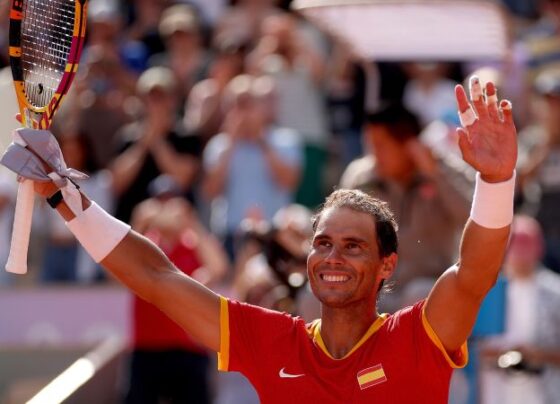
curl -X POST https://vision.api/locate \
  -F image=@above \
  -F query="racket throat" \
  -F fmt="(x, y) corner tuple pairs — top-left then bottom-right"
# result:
(23, 109), (45, 129)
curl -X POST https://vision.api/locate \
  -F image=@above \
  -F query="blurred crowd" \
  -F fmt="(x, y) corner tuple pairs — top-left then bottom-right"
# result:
(0, 0), (560, 403)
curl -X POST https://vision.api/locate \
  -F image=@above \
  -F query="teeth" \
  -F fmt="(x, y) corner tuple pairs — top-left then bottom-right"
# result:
(321, 274), (349, 282)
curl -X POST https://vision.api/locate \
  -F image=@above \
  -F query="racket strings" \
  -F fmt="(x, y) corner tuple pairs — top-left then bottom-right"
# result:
(20, 0), (75, 108)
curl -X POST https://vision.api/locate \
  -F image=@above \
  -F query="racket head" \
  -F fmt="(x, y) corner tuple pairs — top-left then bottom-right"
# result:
(9, 0), (88, 129)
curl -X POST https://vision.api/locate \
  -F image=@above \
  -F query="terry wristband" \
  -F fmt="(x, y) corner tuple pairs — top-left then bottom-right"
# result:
(470, 171), (516, 229)
(66, 202), (131, 262)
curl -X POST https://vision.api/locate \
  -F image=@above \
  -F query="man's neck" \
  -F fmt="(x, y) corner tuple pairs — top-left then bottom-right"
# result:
(319, 304), (378, 359)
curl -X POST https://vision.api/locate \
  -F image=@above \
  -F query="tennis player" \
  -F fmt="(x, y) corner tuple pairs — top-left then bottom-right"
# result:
(24, 78), (516, 402)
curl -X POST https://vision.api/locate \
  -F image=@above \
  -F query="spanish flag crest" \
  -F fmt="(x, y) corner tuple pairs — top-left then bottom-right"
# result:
(357, 364), (387, 390)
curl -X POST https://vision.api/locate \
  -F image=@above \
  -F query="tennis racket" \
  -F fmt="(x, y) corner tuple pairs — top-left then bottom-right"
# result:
(6, 0), (88, 274)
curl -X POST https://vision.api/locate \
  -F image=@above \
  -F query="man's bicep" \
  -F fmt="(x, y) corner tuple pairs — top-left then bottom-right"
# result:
(152, 271), (222, 352)
(425, 266), (483, 352)
(101, 231), (222, 351)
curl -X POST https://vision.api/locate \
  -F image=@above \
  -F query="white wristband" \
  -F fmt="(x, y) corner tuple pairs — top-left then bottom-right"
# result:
(470, 171), (516, 229)
(66, 202), (131, 262)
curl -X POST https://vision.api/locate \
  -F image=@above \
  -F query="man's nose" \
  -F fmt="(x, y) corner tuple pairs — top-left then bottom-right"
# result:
(324, 245), (344, 264)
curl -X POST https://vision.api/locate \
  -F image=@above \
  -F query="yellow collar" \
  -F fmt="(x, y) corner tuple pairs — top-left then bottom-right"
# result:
(309, 314), (388, 360)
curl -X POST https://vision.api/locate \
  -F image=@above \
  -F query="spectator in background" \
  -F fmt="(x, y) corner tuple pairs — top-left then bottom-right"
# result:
(521, 0), (560, 73)
(186, 0), (228, 26)
(232, 203), (313, 315)
(479, 215), (560, 404)
(60, 45), (135, 170)
(123, 0), (167, 60)
(402, 62), (459, 128)
(110, 67), (201, 223)
(326, 43), (367, 166)
(248, 13), (329, 207)
(184, 37), (247, 145)
(340, 104), (471, 312)
(151, 4), (210, 101)
(127, 179), (227, 404)
(202, 74), (303, 258)
(88, 0), (140, 70)
(518, 68), (560, 273)
(53, 0), (139, 170)
(86, 0), (148, 73)
(40, 133), (114, 283)
(215, 0), (281, 48)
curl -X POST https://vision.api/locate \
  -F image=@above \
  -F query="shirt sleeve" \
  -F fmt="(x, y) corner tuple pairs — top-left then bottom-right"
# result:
(217, 296), (300, 375)
(414, 300), (469, 368)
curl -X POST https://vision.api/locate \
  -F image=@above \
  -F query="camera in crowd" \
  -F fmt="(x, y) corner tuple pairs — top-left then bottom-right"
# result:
(497, 350), (543, 375)
(238, 221), (308, 297)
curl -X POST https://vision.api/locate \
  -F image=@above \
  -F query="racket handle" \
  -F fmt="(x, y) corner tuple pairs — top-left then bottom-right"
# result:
(6, 179), (34, 274)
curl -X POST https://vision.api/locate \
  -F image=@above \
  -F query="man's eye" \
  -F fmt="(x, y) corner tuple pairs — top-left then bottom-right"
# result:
(316, 240), (331, 248)
(346, 243), (360, 251)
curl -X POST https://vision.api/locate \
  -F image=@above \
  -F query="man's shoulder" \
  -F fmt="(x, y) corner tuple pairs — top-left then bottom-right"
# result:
(383, 300), (425, 331)
(228, 298), (305, 330)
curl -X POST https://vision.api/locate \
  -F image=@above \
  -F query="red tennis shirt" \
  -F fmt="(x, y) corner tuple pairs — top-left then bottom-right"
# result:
(217, 297), (467, 403)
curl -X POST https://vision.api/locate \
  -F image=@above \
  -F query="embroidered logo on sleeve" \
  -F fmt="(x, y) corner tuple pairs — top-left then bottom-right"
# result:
(357, 364), (387, 390)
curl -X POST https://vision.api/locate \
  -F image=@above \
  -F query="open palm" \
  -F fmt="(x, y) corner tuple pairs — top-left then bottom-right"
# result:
(455, 81), (517, 183)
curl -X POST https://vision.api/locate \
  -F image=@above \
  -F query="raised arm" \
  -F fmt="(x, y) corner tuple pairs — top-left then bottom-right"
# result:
(425, 78), (518, 352)
(39, 183), (221, 352)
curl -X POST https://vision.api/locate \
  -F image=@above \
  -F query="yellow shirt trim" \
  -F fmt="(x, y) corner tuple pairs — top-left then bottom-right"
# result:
(421, 307), (468, 369)
(217, 296), (230, 371)
(311, 314), (388, 360)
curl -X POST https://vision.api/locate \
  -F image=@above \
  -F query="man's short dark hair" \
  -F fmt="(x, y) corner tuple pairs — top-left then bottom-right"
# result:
(311, 189), (398, 258)
(366, 103), (421, 143)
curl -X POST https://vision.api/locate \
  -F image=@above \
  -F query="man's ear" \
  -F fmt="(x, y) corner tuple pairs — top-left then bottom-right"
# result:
(380, 253), (398, 280)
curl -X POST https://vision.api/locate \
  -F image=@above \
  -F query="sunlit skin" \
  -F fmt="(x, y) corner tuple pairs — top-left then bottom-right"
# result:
(307, 207), (397, 358)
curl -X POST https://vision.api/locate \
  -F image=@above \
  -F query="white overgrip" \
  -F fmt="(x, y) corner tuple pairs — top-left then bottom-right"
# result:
(6, 179), (34, 274)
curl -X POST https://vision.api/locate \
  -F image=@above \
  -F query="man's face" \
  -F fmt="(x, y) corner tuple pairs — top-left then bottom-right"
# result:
(145, 88), (176, 115)
(231, 97), (267, 137)
(366, 125), (415, 181)
(307, 207), (393, 309)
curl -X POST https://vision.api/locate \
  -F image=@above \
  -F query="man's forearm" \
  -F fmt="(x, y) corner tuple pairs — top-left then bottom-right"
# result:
(456, 220), (510, 297)
(456, 172), (516, 296)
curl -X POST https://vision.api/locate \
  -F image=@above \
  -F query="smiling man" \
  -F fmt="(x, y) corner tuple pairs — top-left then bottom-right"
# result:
(8, 77), (517, 403)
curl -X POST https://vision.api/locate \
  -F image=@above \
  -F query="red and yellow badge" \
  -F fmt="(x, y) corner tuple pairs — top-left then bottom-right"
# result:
(357, 364), (387, 390)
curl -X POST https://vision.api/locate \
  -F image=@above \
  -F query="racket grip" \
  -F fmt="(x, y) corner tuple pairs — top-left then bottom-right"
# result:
(6, 179), (35, 274)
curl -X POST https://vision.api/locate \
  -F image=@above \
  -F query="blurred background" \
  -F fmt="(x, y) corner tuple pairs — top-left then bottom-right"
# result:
(0, 0), (559, 403)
